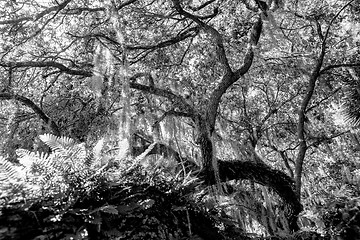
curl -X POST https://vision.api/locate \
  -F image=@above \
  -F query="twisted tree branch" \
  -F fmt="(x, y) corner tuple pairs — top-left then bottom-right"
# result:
(0, 0), (72, 25)
(133, 141), (302, 232)
(0, 61), (92, 77)
(0, 93), (60, 136)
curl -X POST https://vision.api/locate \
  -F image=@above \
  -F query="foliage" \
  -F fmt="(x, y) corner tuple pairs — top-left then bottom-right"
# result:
(0, 133), (332, 240)
(0, 0), (360, 239)
(0, 134), (229, 240)
(342, 73), (360, 126)
(0, 134), (107, 204)
(322, 197), (360, 240)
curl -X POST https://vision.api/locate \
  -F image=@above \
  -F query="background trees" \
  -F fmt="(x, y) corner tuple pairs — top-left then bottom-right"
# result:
(0, 0), (359, 238)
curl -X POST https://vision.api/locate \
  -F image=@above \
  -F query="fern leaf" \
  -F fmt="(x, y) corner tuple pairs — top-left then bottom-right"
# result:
(39, 134), (74, 152)
(14, 134), (97, 192)
(16, 149), (35, 168)
(75, 143), (87, 162)
(17, 149), (52, 170)
(0, 156), (22, 183)
(342, 79), (360, 126)
(57, 143), (87, 166)
(99, 205), (119, 215)
(0, 156), (22, 192)
(16, 148), (33, 159)
(39, 134), (87, 171)
(84, 152), (95, 168)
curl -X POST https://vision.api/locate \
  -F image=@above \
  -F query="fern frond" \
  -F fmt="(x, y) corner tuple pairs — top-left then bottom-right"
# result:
(16, 148), (33, 159)
(12, 134), (106, 195)
(0, 156), (24, 198)
(343, 79), (360, 126)
(84, 152), (95, 168)
(84, 138), (105, 168)
(0, 156), (21, 181)
(16, 149), (52, 170)
(39, 134), (75, 152)
(39, 134), (88, 170)
(53, 144), (86, 167)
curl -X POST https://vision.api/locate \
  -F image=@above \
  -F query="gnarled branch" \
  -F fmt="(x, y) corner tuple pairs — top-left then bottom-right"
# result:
(216, 160), (302, 232)
(172, 0), (231, 72)
(0, 93), (60, 136)
(0, 0), (72, 25)
(0, 61), (92, 77)
(129, 81), (195, 115)
(133, 141), (302, 232)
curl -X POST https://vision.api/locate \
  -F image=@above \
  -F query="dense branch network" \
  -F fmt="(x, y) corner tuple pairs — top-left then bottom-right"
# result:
(294, 0), (356, 198)
(0, 93), (60, 135)
(0, 0), (72, 25)
(5, 0), (353, 234)
(0, 58), (302, 231)
(171, 0), (261, 130)
(0, 61), (92, 77)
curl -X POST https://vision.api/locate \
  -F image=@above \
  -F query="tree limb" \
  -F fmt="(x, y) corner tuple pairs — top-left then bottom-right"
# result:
(133, 141), (302, 232)
(322, 0), (356, 42)
(0, 0), (72, 25)
(132, 142), (197, 170)
(206, 14), (260, 130)
(128, 27), (200, 50)
(0, 62), (194, 116)
(320, 63), (360, 75)
(0, 93), (60, 136)
(267, 143), (294, 178)
(295, 45), (325, 199)
(216, 160), (302, 232)
(294, 0), (354, 199)
(129, 82), (195, 115)
(0, 61), (92, 77)
(189, 0), (216, 11)
(171, 3), (261, 192)
(70, 27), (199, 51)
(64, 7), (105, 14)
(172, 0), (231, 72)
